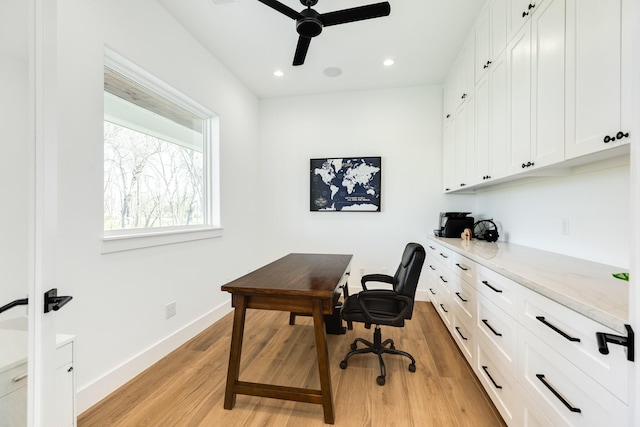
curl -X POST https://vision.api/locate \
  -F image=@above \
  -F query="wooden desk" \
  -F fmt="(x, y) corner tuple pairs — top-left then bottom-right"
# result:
(221, 253), (352, 424)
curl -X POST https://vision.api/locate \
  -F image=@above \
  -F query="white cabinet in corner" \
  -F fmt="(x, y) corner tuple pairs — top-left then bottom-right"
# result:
(56, 334), (76, 427)
(564, 0), (630, 159)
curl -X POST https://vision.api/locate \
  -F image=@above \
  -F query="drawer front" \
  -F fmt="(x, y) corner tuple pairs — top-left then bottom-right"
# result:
(519, 328), (628, 426)
(451, 277), (476, 322)
(0, 363), (28, 398)
(476, 264), (519, 318)
(476, 345), (519, 426)
(432, 289), (453, 330)
(426, 241), (452, 267)
(449, 251), (477, 286)
(519, 286), (629, 403)
(452, 313), (474, 363)
(477, 293), (518, 377)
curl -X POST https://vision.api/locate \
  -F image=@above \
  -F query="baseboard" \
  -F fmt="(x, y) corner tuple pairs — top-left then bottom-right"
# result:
(76, 300), (232, 414)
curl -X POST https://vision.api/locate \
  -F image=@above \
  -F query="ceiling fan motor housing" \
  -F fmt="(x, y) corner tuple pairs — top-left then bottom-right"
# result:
(297, 9), (323, 38)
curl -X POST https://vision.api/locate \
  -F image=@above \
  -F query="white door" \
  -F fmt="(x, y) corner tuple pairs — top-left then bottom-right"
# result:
(0, 0), (59, 426)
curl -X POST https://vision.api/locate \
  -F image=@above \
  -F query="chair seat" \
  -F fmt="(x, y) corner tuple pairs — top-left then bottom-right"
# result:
(341, 294), (406, 327)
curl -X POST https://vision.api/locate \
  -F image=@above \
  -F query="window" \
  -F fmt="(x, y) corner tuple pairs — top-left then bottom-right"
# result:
(102, 50), (220, 252)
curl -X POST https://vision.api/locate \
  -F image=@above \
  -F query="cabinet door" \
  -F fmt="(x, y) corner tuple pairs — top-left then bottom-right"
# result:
(442, 121), (456, 192)
(454, 103), (468, 189)
(530, 0), (565, 168)
(475, 75), (490, 182)
(475, 6), (491, 84)
(506, 24), (532, 174)
(565, 0), (623, 159)
(454, 36), (475, 109)
(490, 0), (508, 59)
(489, 51), (508, 180)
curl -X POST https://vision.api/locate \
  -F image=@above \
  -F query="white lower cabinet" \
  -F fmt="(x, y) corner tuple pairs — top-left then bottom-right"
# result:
(519, 328), (628, 426)
(428, 237), (631, 427)
(56, 335), (76, 427)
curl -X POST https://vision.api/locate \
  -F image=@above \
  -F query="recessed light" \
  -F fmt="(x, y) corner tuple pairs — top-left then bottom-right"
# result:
(323, 67), (342, 77)
(274, 70), (284, 77)
(383, 59), (394, 66)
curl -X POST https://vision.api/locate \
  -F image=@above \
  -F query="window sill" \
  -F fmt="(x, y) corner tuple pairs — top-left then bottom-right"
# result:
(101, 226), (223, 254)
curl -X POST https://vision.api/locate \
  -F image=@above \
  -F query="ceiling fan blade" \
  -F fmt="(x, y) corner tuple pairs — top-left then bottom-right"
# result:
(293, 36), (312, 66)
(257, 0), (301, 20)
(320, 2), (390, 27)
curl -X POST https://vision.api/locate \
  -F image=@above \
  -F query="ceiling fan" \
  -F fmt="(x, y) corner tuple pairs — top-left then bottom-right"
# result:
(258, 0), (391, 66)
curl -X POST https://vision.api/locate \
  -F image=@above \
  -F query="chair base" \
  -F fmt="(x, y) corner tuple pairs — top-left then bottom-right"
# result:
(339, 325), (416, 385)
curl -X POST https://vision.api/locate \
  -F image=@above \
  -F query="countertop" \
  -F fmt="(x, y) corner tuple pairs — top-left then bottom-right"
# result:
(428, 236), (629, 334)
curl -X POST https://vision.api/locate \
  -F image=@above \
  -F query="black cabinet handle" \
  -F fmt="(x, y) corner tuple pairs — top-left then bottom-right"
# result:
(460, 183), (466, 187)
(455, 326), (468, 340)
(439, 253), (448, 259)
(0, 298), (28, 314)
(481, 280), (503, 293)
(616, 131), (630, 139)
(445, 188), (451, 191)
(455, 292), (468, 302)
(482, 366), (502, 389)
(446, 113), (451, 119)
(522, 11), (529, 17)
(439, 276), (448, 283)
(536, 374), (581, 413)
(536, 316), (580, 342)
(429, 288), (436, 295)
(461, 93), (467, 99)
(604, 135), (615, 143)
(440, 304), (448, 313)
(428, 245), (436, 250)
(522, 163), (526, 168)
(529, 3), (536, 9)
(455, 263), (469, 271)
(429, 264), (436, 270)
(482, 319), (503, 336)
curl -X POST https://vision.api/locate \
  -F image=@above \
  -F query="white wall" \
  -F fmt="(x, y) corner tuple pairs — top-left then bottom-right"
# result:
(258, 86), (474, 294)
(473, 158), (630, 268)
(56, 0), (261, 412)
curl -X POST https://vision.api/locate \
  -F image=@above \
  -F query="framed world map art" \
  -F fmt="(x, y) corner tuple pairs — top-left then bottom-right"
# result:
(310, 157), (381, 212)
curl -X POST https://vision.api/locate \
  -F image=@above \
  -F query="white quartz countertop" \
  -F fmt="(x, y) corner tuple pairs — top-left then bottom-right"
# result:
(429, 237), (629, 334)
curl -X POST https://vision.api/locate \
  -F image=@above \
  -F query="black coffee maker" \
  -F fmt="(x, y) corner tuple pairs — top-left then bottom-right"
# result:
(435, 212), (474, 238)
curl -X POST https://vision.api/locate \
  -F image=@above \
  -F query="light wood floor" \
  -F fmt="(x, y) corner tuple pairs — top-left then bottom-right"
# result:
(79, 302), (507, 427)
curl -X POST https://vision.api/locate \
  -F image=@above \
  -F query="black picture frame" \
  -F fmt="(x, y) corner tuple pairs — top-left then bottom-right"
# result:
(310, 157), (381, 212)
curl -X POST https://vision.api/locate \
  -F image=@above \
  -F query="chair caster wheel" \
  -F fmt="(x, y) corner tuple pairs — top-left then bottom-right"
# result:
(376, 376), (385, 386)
(350, 343), (357, 351)
(340, 360), (347, 369)
(408, 363), (416, 372)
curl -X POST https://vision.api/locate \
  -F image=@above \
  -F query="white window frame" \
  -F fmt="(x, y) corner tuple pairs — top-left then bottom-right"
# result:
(101, 48), (221, 253)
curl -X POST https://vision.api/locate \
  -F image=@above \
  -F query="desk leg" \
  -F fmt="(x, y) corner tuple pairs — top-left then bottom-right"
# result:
(224, 294), (248, 410)
(312, 299), (335, 424)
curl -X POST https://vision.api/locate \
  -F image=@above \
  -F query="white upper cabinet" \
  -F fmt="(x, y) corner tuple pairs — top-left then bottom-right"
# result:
(565, 0), (628, 159)
(507, 0), (565, 175)
(453, 35), (476, 110)
(443, 121), (456, 192)
(475, 0), (507, 84)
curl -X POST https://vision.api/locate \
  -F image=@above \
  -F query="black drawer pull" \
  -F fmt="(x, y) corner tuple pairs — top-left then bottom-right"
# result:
(455, 326), (468, 341)
(455, 263), (469, 271)
(481, 280), (503, 293)
(429, 245), (436, 250)
(439, 252), (448, 259)
(482, 366), (502, 389)
(440, 304), (448, 313)
(536, 316), (581, 342)
(429, 265), (436, 271)
(482, 319), (502, 336)
(439, 276), (448, 283)
(429, 288), (436, 295)
(455, 292), (468, 302)
(536, 374), (581, 413)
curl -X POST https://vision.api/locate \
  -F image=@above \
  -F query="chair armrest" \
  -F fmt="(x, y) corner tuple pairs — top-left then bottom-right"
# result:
(356, 290), (413, 325)
(360, 273), (395, 291)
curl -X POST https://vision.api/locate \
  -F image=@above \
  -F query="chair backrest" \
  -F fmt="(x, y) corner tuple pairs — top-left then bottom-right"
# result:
(392, 243), (426, 316)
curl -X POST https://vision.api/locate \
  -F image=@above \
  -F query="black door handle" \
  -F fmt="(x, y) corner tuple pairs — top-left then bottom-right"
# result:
(44, 288), (73, 313)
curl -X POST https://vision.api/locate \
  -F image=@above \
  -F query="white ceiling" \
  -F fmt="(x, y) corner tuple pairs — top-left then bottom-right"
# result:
(157, 0), (487, 98)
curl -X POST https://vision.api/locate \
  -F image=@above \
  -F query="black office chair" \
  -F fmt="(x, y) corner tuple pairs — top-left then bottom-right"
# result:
(339, 242), (425, 385)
